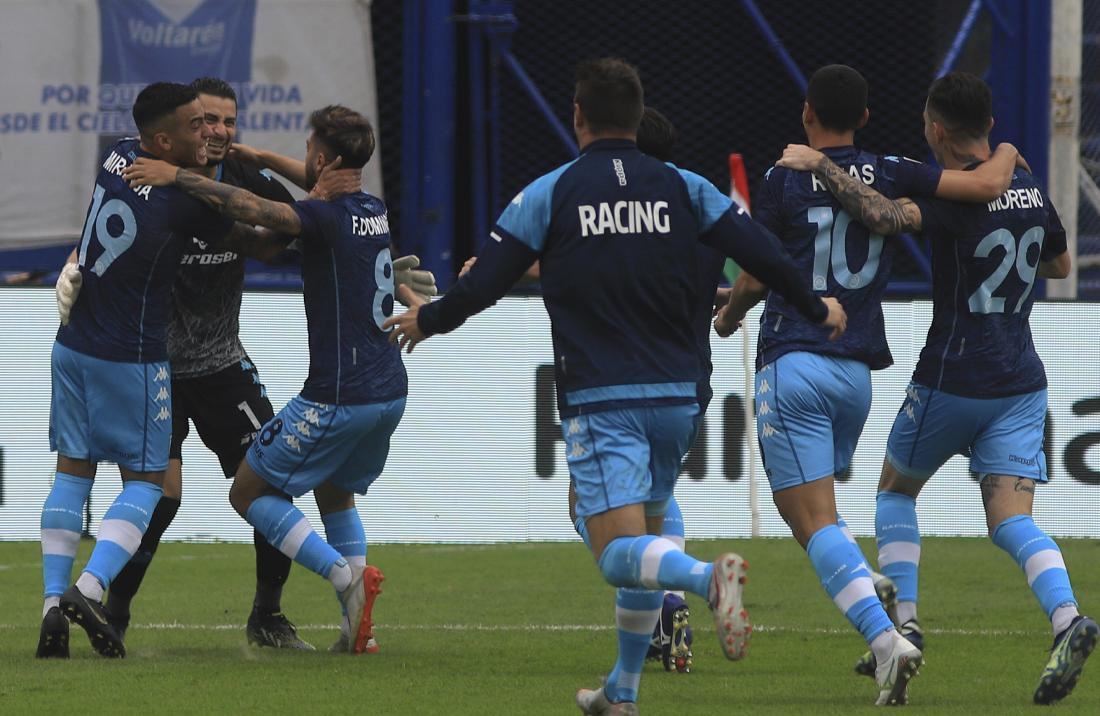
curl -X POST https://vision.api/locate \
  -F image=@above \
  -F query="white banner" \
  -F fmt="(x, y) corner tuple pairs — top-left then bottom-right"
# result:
(0, 0), (381, 249)
(1, 290), (1099, 542)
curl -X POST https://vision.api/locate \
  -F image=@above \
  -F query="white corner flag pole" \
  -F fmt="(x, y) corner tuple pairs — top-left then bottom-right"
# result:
(743, 325), (760, 537)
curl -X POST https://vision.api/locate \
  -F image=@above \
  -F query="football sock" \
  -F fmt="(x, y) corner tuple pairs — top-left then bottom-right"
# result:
(836, 513), (876, 570)
(252, 528), (292, 614)
(82, 479), (163, 599)
(41, 472), (93, 605)
(245, 496), (345, 587)
(604, 588), (662, 704)
(661, 496), (685, 550)
(807, 525), (894, 644)
(876, 490), (920, 622)
(107, 496), (180, 617)
(991, 514), (1079, 635)
(322, 508), (367, 618)
(598, 535), (711, 598)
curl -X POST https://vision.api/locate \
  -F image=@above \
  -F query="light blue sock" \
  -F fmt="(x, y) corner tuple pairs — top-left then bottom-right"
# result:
(807, 525), (894, 644)
(247, 496), (343, 580)
(876, 491), (920, 611)
(41, 472), (93, 600)
(323, 508), (367, 617)
(604, 588), (662, 704)
(992, 515), (1077, 619)
(661, 496), (685, 549)
(83, 480), (162, 592)
(597, 535), (711, 598)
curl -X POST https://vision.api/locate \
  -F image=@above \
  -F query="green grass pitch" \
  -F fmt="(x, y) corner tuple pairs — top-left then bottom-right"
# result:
(1, 537), (1098, 714)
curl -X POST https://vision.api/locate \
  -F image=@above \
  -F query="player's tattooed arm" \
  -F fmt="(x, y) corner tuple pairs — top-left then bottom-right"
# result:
(172, 169), (303, 236)
(776, 144), (923, 235)
(122, 157), (303, 234)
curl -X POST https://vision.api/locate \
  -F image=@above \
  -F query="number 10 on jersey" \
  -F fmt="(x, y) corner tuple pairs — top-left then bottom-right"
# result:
(806, 207), (884, 291)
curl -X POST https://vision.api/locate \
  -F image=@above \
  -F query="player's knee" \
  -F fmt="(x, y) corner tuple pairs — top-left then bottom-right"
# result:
(228, 478), (255, 518)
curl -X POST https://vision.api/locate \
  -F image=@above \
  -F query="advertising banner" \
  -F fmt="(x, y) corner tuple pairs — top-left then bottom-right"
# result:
(0, 0), (381, 250)
(1, 291), (1099, 543)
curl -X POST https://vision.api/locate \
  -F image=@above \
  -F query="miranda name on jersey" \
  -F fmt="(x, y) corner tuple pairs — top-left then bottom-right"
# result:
(577, 201), (671, 237)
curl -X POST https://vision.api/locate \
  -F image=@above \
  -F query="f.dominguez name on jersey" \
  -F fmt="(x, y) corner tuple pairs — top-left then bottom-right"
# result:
(352, 213), (390, 237)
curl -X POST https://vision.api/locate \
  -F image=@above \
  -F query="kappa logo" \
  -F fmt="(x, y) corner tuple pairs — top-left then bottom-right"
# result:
(154, 406), (170, 422)
(761, 423), (778, 438)
(904, 404), (917, 422)
(511, 191), (524, 207)
(155, 387), (169, 401)
(284, 434), (302, 453)
(758, 401), (772, 416)
(154, 366), (168, 381)
(905, 385), (921, 404)
(567, 419), (582, 436)
(294, 420), (311, 438)
(194, 238), (208, 250)
(569, 442), (586, 458)
(758, 379), (771, 394)
(303, 408), (321, 426)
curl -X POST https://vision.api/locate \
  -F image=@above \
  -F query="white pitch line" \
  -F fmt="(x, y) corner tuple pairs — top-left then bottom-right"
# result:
(0, 621), (1046, 637)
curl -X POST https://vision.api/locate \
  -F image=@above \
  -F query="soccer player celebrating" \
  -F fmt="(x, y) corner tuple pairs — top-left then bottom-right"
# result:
(384, 58), (846, 714)
(124, 105), (407, 655)
(37, 82), (238, 658)
(777, 71), (1095, 706)
(713, 64), (1019, 705)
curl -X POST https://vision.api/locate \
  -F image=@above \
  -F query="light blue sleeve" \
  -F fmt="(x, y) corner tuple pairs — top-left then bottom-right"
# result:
(494, 160), (577, 252)
(675, 167), (736, 232)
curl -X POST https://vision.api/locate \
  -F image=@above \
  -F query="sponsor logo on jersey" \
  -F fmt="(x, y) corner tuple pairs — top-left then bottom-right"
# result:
(180, 250), (238, 265)
(577, 201), (671, 237)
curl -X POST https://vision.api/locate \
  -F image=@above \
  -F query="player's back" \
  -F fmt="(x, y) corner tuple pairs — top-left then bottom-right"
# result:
(753, 146), (941, 371)
(58, 138), (231, 363)
(291, 192), (408, 405)
(532, 139), (712, 416)
(912, 169), (1066, 397)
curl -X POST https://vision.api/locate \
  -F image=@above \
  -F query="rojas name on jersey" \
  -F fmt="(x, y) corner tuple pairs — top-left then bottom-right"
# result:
(811, 163), (875, 191)
(577, 201), (670, 237)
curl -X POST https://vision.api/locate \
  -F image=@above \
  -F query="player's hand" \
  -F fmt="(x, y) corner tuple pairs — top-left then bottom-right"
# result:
(393, 255), (437, 305)
(309, 157), (362, 200)
(228, 142), (263, 166)
(820, 297), (847, 341)
(776, 144), (826, 173)
(459, 256), (477, 278)
(55, 262), (82, 326)
(713, 286), (732, 316)
(382, 305), (427, 353)
(122, 158), (177, 188)
(713, 303), (743, 338)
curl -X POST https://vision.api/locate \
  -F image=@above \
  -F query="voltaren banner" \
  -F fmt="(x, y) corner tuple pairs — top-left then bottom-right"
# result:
(0, 0), (382, 250)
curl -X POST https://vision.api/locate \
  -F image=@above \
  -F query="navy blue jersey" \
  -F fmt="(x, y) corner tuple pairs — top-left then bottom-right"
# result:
(57, 139), (233, 363)
(290, 193), (407, 405)
(753, 146), (942, 370)
(911, 168), (1067, 398)
(419, 138), (826, 418)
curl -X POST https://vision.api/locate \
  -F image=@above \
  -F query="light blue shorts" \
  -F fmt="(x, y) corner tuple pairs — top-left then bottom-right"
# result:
(49, 341), (172, 472)
(755, 351), (872, 493)
(886, 383), (1048, 482)
(565, 403), (699, 519)
(246, 395), (406, 497)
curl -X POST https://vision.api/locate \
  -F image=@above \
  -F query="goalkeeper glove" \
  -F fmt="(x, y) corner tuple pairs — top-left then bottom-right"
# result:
(56, 263), (82, 326)
(392, 255), (437, 306)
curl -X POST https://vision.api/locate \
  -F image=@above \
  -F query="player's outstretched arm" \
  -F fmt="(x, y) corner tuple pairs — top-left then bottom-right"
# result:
(123, 158), (303, 235)
(777, 144), (922, 235)
(220, 225), (296, 263)
(935, 142), (1017, 202)
(230, 143), (309, 190)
